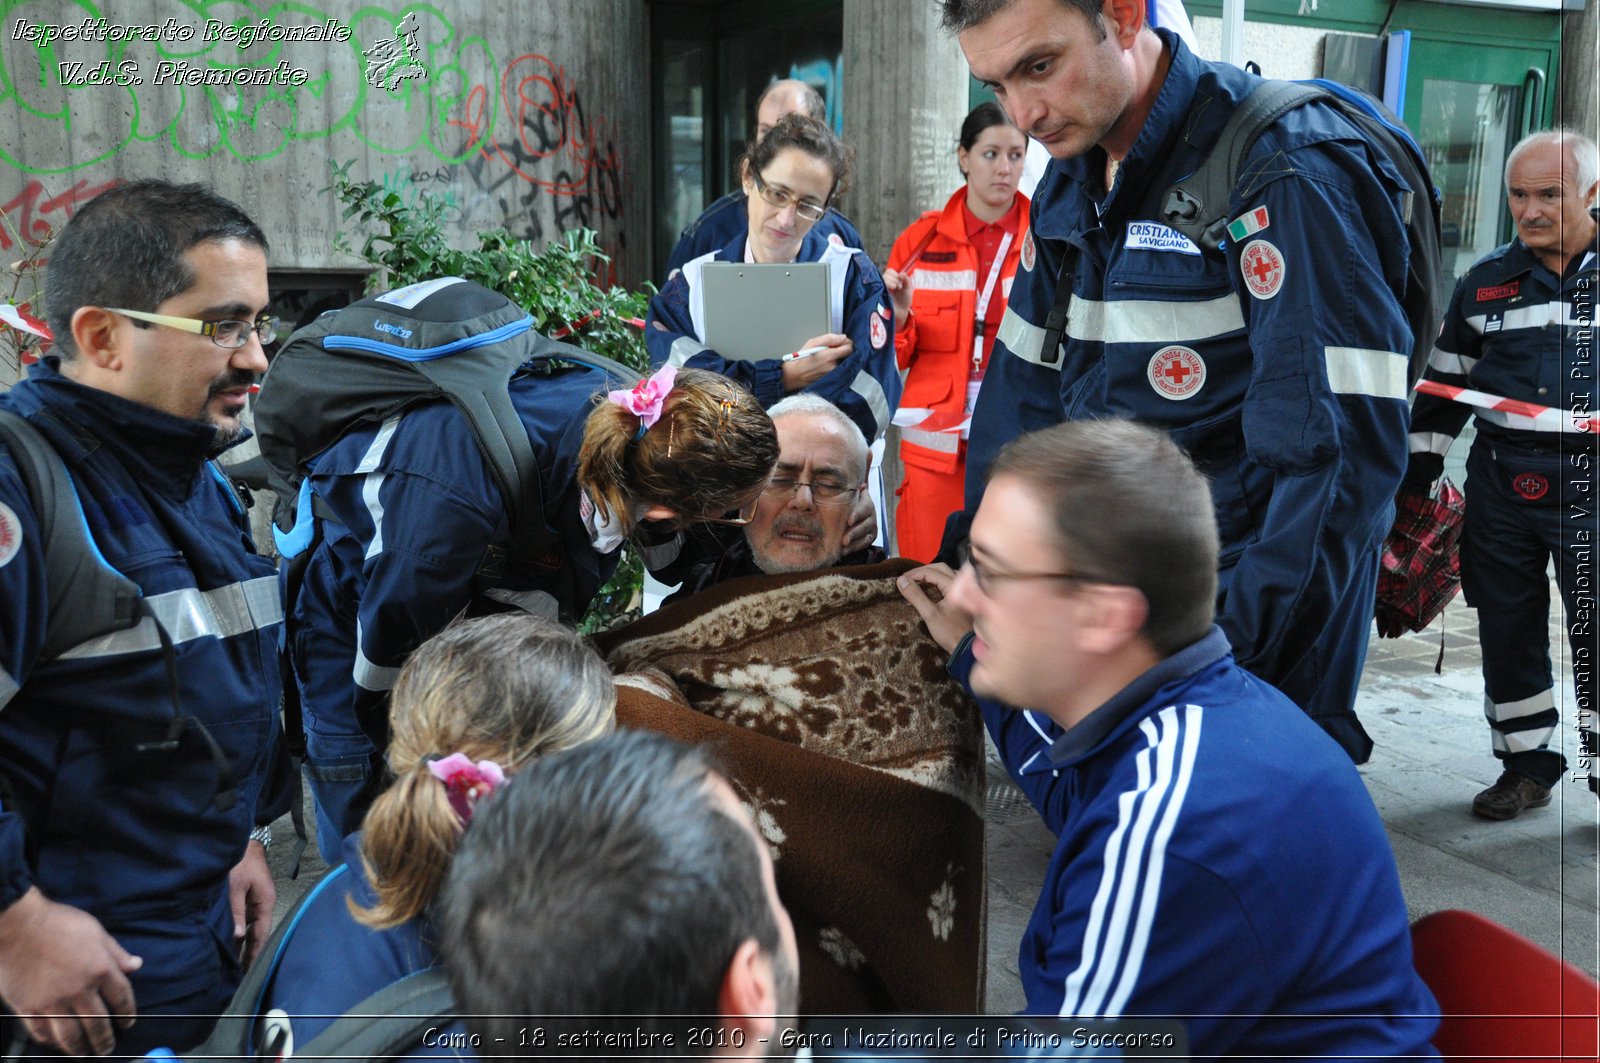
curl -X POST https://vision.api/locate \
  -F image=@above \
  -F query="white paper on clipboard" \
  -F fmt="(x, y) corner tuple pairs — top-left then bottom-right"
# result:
(700, 262), (829, 362)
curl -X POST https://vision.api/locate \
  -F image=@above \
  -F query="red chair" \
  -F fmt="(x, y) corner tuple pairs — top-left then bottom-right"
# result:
(1412, 909), (1599, 1061)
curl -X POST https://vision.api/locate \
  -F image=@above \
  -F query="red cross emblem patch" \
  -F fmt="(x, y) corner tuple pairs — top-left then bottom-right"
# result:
(1148, 345), (1206, 400)
(1513, 473), (1549, 501)
(1020, 228), (1036, 272)
(0, 502), (20, 568)
(1240, 239), (1285, 300)
(870, 313), (888, 350)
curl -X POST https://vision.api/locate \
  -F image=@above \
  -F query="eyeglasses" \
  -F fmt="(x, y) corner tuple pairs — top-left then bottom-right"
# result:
(763, 474), (859, 506)
(955, 540), (1117, 596)
(697, 495), (762, 527)
(750, 171), (828, 222)
(108, 308), (279, 349)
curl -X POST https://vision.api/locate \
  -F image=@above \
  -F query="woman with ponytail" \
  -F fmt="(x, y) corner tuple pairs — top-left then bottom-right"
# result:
(263, 613), (616, 1048)
(288, 358), (779, 861)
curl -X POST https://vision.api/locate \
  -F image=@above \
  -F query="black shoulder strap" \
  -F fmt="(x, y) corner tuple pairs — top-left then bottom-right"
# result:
(1157, 80), (1322, 253)
(295, 967), (456, 1062)
(0, 409), (142, 662)
(1037, 243), (1080, 368)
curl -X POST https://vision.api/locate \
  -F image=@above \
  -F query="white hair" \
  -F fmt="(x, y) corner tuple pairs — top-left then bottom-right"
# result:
(766, 394), (869, 483)
(1506, 127), (1599, 197)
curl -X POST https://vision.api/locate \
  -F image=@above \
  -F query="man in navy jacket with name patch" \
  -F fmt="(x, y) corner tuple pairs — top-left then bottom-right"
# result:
(899, 419), (1437, 1058)
(1406, 128), (1599, 818)
(0, 181), (283, 1056)
(941, 0), (1417, 763)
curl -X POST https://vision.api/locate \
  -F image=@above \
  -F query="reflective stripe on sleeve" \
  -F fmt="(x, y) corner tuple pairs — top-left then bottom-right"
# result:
(1426, 347), (1478, 376)
(358, 415), (402, 561)
(1408, 432), (1453, 457)
(1325, 347), (1409, 400)
(668, 336), (709, 368)
(481, 587), (560, 619)
(849, 371), (892, 441)
(0, 666), (16, 711)
(58, 576), (283, 661)
(353, 619), (403, 693)
(997, 307), (1059, 369)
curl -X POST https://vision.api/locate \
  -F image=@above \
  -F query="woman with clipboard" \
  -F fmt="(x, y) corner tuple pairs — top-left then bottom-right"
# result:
(880, 103), (1029, 563)
(646, 114), (900, 448)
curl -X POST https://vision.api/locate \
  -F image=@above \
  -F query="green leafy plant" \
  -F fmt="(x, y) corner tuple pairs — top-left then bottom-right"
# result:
(326, 162), (652, 634)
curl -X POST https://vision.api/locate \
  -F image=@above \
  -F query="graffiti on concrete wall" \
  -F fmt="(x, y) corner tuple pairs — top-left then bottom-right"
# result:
(450, 52), (627, 276)
(0, 2), (631, 271)
(0, 176), (119, 253)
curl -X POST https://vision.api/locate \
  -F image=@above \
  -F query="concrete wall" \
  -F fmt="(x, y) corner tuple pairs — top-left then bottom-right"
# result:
(841, 0), (971, 264)
(1560, 0), (1597, 140)
(842, 0), (971, 552)
(1190, 15), (1329, 77)
(0, 0), (649, 386)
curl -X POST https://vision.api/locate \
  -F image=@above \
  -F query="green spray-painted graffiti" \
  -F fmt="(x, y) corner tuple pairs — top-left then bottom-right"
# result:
(0, 0), (504, 170)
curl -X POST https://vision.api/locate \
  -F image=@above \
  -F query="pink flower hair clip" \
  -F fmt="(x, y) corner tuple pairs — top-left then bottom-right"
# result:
(427, 752), (506, 824)
(608, 364), (678, 439)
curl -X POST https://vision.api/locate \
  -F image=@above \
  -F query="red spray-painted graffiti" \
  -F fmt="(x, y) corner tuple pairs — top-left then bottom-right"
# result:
(1, 178), (121, 254)
(1, 178), (119, 371)
(450, 54), (627, 283)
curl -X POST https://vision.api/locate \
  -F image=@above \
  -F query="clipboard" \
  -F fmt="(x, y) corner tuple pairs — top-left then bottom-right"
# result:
(700, 261), (829, 362)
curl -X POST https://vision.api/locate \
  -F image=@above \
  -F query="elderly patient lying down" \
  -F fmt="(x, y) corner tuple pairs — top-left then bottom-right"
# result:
(595, 558), (986, 1014)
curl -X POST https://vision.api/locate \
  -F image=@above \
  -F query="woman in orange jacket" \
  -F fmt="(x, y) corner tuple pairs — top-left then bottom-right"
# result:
(883, 103), (1029, 562)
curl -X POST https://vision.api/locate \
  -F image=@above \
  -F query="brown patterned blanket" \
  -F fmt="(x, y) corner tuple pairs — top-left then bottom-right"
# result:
(594, 559), (986, 1013)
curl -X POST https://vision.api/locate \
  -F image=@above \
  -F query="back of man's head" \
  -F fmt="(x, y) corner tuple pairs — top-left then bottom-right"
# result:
(440, 731), (789, 1055)
(44, 180), (267, 357)
(991, 419), (1218, 655)
(754, 78), (825, 140)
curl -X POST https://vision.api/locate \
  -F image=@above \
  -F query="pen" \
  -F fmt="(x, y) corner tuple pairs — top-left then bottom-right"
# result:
(782, 346), (828, 362)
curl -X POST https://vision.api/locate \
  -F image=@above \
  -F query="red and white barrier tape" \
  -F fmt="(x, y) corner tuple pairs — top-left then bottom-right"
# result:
(1413, 378), (1599, 435)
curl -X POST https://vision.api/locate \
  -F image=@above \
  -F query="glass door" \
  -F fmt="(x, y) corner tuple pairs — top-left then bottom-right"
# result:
(1399, 32), (1557, 483)
(1402, 37), (1558, 284)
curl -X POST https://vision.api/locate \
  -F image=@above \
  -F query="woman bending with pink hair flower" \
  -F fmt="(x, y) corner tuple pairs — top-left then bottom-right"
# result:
(259, 613), (616, 1054)
(286, 356), (778, 865)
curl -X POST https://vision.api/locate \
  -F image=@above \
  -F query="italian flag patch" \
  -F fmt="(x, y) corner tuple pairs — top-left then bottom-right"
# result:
(1226, 206), (1270, 243)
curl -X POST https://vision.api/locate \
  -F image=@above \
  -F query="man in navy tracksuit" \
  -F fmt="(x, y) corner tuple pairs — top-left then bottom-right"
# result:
(900, 420), (1438, 1057)
(1406, 129), (1599, 818)
(942, 0), (1417, 763)
(0, 182), (283, 1056)
(663, 79), (864, 279)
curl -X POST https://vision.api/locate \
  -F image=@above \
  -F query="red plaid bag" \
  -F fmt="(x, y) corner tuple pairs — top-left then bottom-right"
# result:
(1375, 477), (1465, 638)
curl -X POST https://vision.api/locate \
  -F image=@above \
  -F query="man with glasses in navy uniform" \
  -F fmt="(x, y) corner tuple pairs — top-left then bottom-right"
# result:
(666, 395), (883, 602)
(898, 419), (1438, 1059)
(0, 180), (284, 1057)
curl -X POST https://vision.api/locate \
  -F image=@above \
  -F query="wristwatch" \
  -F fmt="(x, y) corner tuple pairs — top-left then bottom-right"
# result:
(249, 825), (272, 849)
